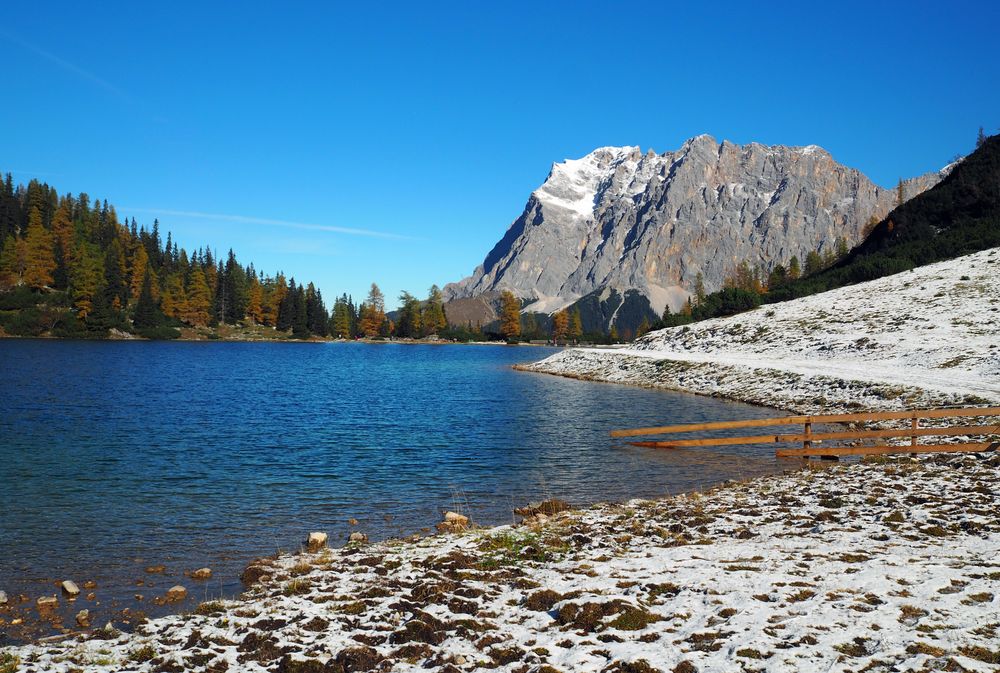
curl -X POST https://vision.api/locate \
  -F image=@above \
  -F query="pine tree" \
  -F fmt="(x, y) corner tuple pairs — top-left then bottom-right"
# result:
(23, 208), (56, 289)
(897, 178), (905, 207)
(422, 284), (447, 335)
(637, 317), (651, 338)
(331, 296), (352, 338)
(804, 250), (824, 276)
(609, 324), (619, 342)
(694, 272), (706, 304)
(133, 268), (163, 329)
(292, 284), (309, 338)
(569, 308), (583, 342)
(499, 290), (521, 340)
(788, 256), (801, 280)
(977, 126), (987, 149)
(277, 278), (296, 331)
(102, 238), (129, 311)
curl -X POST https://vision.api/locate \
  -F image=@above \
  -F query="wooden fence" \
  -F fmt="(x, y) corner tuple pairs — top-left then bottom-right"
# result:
(611, 407), (1000, 459)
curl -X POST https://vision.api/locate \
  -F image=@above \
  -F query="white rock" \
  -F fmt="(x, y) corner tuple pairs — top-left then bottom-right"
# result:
(191, 567), (212, 580)
(444, 511), (469, 525)
(37, 595), (58, 609)
(348, 532), (368, 544)
(61, 580), (81, 596)
(0, 590), (7, 604)
(76, 609), (91, 627)
(165, 585), (187, 601)
(307, 532), (328, 549)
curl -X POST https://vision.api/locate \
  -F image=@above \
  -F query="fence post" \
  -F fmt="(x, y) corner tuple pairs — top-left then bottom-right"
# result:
(911, 416), (919, 447)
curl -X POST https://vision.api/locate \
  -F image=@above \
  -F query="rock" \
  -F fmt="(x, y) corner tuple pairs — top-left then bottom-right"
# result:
(134, 594), (144, 601)
(75, 609), (91, 627)
(240, 563), (272, 587)
(348, 518), (359, 526)
(165, 585), (187, 602)
(83, 580), (97, 589)
(86, 593), (96, 601)
(37, 596), (58, 610)
(61, 580), (81, 596)
(306, 532), (328, 551)
(348, 532), (368, 544)
(190, 567), (212, 580)
(0, 591), (7, 604)
(514, 499), (573, 517)
(144, 565), (166, 574)
(436, 511), (470, 533)
(443, 136), (949, 334)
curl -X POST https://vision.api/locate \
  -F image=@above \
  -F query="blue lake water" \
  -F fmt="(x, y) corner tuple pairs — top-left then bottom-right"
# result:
(0, 340), (788, 641)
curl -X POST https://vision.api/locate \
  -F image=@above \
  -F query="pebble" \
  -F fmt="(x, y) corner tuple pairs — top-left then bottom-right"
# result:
(348, 518), (359, 526)
(165, 585), (187, 602)
(191, 567), (212, 580)
(61, 580), (81, 596)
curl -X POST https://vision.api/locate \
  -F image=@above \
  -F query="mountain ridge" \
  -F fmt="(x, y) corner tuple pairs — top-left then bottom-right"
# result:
(444, 135), (951, 332)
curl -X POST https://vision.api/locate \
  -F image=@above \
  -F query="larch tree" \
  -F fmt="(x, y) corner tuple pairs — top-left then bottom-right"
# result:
(161, 271), (187, 319)
(551, 308), (569, 343)
(69, 244), (104, 320)
(0, 235), (26, 290)
(129, 245), (149, 300)
(359, 283), (386, 337)
(788, 256), (801, 280)
(23, 208), (56, 289)
(184, 267), (212, 326)
(422, 285), (447, 335)
(499, 290), (521, 340)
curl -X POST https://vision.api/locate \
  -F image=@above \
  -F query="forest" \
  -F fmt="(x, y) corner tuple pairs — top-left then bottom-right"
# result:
(0, 175), (447, 340)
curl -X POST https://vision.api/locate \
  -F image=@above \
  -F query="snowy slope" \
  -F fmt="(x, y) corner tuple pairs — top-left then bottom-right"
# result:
(521, 247), (1000, 414)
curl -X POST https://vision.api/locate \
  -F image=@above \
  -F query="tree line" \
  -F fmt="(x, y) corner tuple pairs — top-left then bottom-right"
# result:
(0, 174), (452, 340)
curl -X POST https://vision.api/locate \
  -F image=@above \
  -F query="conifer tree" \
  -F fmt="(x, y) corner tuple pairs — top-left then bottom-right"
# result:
(103, 238), (129, 311)
(609, 324), (619, 342)
(788, 256), (801, 280)
(161, 271), (187, 318)
(246, 273), (264, 324)
(637, 317), (651, 338)
(129, 245), (149, 300)
(569, 308), (583, 342)
(694, 272), (706, 304)
(69, 244), (104, 320)
(977, 126), (987, 149)
(23, 208), (56, 289)
(0, 235), (25, 290)
(499, 290), (521, 340)
(133, 268), (163, 329)
(277, 278), (296, 331)
(422, 284), (447, 335)
(897, 178), (905, 207)
(292, 283), (309, 338)
(331, 296), (352, 338)
(551, 309), (569, 343)
(183, 267), (212, 326)
(359, 283), (386, 337)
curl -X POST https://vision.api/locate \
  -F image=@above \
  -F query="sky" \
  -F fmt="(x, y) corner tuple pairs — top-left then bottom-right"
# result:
(2, 1), (998, 309)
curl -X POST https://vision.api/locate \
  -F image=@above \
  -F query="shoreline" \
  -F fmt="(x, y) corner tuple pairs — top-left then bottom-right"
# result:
(3, 454), (997, 672)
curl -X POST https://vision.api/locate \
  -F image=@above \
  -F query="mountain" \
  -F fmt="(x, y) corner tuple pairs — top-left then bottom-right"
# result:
(767, 133), (1000, 302)
(444, 134), (950, 333)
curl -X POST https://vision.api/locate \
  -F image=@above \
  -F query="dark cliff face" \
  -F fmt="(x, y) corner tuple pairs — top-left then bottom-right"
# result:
(445, 135), (949, 332)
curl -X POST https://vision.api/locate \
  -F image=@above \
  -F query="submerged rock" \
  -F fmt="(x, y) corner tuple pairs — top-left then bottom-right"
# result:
(75, 609), (91, 627)
(165, 585), (187, 602)
(36, 596), (58, 610)
(190, 567), (212, 580)
(61, 580), (80, 596)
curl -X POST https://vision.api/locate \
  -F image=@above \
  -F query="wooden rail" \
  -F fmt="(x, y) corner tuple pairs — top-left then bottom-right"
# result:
(612, 406), (1000, 459)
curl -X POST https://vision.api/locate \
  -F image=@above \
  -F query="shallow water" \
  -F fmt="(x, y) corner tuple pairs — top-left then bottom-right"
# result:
(0, 340), (790, 642)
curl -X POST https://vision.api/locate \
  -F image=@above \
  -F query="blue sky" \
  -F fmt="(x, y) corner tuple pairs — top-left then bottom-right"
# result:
(2, 1), (998, 308)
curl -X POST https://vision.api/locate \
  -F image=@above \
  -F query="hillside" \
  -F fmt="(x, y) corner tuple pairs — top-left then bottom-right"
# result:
(768, 133), (1000, 301)
(445, 135), (948, 335)
(520, 246), (1000, 413)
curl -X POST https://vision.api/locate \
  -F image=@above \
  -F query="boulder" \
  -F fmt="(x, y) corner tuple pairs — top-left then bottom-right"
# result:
(190, 567), (212, 580)
(36, 596), (58, 610)
(306, 532), (328, 551)
(76, 609), (91, 627)
(61, 580), (81, 596)
(436, 511), (470, 533)
(348, 532), (368, 544)
(165, 585), (187, 602)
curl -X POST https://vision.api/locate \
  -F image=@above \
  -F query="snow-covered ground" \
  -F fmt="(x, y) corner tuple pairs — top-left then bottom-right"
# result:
(5, 455), (998, 672)
(521, 247), (1000, 414)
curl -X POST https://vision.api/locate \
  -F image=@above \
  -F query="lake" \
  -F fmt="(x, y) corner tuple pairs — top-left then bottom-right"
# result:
(0, 340), (787, 642)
